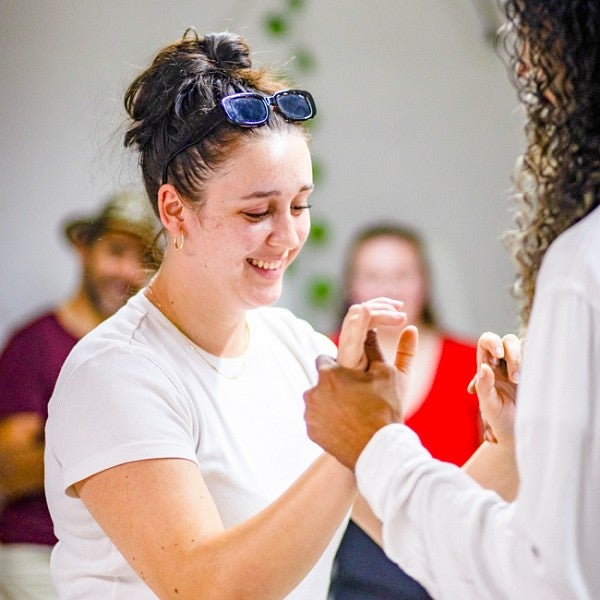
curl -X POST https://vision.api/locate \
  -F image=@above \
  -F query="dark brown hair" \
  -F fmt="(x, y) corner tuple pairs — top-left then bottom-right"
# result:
(123, 29), (309, 215)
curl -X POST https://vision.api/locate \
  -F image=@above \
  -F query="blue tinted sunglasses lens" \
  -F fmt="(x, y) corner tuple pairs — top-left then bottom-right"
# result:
(273, 92), (315, 120)
(222, 95), (269, 126)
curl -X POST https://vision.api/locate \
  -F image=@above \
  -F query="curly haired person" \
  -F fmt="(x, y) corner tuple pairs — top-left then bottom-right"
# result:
(304, 2), (600, 598)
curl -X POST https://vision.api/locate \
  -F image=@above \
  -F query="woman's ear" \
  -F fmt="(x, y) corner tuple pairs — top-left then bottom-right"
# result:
(156, 184), (186, 236)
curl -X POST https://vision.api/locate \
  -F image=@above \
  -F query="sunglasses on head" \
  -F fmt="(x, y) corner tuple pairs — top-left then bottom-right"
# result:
(161, 88), (317, 184)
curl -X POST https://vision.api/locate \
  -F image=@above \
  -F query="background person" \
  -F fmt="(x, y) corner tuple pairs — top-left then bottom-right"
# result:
(329, 223), (481, 600)
(304, 1), (600, 598)
(0, 189), (158, 600)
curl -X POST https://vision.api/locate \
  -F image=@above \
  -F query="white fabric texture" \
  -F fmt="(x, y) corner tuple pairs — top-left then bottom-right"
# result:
(356, 205), (600, 600)
(45, 292), (342, 599)
(0, 544), (57, 600)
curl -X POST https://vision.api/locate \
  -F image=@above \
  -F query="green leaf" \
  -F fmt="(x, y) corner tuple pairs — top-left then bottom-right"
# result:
(288, 0), (305, 11)
(264, 13), (288, 37)
(311, 157), (325, 185)
(307, 276), (334, 307)
(308, 219), (329, 245)
(294, 47), (316, 72)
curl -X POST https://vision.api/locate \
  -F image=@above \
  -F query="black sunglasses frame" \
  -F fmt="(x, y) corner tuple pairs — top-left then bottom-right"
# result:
(161, 89), (316, 185)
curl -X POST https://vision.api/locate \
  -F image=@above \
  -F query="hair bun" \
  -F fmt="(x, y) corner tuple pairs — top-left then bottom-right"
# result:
(202, 31), (252, 71)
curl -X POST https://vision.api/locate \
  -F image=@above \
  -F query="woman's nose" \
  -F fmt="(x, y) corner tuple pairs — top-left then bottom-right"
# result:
(268, 212), (301, 248)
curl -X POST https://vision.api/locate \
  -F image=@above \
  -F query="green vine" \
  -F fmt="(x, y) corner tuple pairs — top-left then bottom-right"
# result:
(261, 1), (335, 315)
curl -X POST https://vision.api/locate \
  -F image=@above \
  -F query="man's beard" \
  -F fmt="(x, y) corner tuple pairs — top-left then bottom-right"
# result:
(82, 271), (139, 320)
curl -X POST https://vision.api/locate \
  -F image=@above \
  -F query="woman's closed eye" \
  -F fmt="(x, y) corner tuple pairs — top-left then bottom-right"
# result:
(291, 204), (312, 216)
(243, 210), (271, 221)
(243, 204), (312, 222)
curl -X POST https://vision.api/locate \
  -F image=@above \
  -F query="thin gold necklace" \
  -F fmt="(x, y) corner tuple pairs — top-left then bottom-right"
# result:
(146, 283), (250, 379)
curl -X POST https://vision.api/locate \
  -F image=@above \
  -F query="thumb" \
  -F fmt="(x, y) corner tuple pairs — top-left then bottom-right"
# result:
(364, 329), (385, 367)
(474, 362), (495, 396)
(475, 363), (502, 415)
(395, 325), (418, 374)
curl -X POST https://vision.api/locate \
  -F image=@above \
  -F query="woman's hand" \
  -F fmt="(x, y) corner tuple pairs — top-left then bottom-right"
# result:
(336, 298), (406, 369)
(468, 332), (521, 445)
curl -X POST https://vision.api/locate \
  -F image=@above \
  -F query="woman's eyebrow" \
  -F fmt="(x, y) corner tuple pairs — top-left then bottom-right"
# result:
(239, 184), (314, 201)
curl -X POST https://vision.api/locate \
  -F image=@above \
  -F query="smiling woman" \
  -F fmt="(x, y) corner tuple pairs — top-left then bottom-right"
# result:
(152, 132), (314, 328)
(42, 28), (407, 600)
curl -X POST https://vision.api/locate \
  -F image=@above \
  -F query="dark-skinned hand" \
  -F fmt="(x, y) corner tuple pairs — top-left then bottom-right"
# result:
(304, 326), (418, 471)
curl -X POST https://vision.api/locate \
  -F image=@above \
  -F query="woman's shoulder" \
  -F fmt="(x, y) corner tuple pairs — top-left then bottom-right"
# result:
(49, 323), (186, 436)
(58, 294), (173, 389)
(542, 204), (600, 288)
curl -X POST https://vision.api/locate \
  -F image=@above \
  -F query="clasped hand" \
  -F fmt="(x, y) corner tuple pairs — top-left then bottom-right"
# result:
(303, 298), (522, 471)
(304, 298), (418, 470)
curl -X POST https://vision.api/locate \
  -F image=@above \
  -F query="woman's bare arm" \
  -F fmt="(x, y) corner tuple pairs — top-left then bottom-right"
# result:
(75, 453), (355, 600)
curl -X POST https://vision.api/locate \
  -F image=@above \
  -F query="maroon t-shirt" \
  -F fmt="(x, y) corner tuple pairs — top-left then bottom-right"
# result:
(0, 312), (78, 545)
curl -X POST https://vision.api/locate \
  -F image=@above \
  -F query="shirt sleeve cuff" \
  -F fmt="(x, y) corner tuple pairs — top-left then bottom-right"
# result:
(355, 423), (429, 520)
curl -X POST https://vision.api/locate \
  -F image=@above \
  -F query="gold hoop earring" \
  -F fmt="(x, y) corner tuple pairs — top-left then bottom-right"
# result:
(174, 230), (185, 250)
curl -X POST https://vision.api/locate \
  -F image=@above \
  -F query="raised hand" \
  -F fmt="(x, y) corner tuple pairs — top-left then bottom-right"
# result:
(336, 298), (406, 369)
(468, 332), (521, 445)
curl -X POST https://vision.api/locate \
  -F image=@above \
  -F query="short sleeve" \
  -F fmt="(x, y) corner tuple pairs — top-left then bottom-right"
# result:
(47, 346), (200, 493)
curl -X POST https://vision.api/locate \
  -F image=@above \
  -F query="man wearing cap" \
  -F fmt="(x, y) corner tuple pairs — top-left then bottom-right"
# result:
(0, 190), (158, 600)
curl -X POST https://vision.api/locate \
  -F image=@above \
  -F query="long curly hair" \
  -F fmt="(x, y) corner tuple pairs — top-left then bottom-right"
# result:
(500, 1), (600, 330)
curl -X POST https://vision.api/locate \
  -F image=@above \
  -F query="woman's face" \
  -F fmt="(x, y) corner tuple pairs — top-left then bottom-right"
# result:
(183, 131), (313, 312)
(348, 235), (429, 326)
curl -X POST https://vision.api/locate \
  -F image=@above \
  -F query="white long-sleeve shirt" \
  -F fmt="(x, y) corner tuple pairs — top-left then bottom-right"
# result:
(356, 205), (600, 600)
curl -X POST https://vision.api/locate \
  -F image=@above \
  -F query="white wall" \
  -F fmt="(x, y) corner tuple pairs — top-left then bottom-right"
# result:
(0, 0), (524, 343)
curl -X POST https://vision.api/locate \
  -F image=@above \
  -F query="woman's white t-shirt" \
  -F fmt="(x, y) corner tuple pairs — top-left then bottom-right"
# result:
(45, 292), (344, 599)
